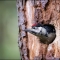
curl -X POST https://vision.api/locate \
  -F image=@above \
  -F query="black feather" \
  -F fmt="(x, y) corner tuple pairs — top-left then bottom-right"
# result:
(43, 24), (56, 33)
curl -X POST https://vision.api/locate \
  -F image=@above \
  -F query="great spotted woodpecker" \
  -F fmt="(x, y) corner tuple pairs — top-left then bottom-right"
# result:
(24, 23), (56, 44)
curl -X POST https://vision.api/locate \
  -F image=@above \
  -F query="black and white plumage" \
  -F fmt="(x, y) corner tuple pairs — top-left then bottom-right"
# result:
(24, 23), (56, 44)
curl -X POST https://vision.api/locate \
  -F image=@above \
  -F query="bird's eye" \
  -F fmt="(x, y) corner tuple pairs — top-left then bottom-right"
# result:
(32, 27), (38, 29)
(32, 27), (35, 29)
(34, 27), (38, 29)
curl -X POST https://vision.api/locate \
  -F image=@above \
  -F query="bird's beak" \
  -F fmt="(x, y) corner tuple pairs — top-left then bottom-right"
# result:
(24, 28), (38, 35)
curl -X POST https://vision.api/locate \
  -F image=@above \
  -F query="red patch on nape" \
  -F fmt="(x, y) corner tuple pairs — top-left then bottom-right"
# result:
(32, 23), (37, 27)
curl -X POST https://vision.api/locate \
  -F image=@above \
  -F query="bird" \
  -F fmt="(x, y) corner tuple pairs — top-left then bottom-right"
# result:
(24, 23), (56, 45)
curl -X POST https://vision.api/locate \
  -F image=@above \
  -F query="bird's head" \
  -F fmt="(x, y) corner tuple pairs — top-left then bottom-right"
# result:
(24, 23), (56, 44)
(24, 23), (46, 37)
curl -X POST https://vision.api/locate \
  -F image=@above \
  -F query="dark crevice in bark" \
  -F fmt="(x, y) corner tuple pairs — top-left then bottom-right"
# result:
(44, 0), (49, 10)
(22, 0), (23, 6)
(25, 0), (27, 4)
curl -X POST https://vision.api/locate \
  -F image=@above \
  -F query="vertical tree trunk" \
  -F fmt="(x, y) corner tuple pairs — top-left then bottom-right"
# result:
(17, 0), (60, 60)
(16, 0), (29, 60)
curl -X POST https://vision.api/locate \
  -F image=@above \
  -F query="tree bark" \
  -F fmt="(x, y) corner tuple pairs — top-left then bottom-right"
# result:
(17, 0), (60, 60)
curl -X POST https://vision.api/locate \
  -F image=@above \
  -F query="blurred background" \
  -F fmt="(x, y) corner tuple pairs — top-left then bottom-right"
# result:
(0, 1), (20, 59)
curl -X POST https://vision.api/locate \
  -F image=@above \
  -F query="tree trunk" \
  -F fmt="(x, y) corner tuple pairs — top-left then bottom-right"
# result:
(17, 0), (60, 60)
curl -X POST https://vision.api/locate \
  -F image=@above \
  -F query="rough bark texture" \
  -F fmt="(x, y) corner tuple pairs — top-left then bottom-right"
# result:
(17, 0), (60, 60)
